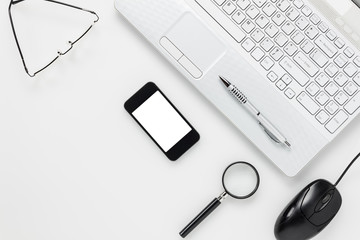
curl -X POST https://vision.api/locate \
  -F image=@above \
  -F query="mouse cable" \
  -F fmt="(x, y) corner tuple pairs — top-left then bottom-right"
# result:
(335, 152), (360, 186)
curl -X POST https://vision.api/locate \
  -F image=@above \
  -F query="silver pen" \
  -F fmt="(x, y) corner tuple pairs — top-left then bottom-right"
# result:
(220, 76), (291, 149)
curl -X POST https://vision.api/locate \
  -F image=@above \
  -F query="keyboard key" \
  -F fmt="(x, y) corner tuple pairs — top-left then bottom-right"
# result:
(325, 63), (338, 77)
(261, 56), (275, 70)
(273, 12), (286, 26)
(344, 91), (360, 114)
(265, 24), (279, 37)
(325, 100), (339, 115)
(253, 0), (267, 8)
(251, 47), (265, 61)
(237, 0), (251, 10)
(334, 38), (345, 49)
(325, 82), (339, 96)
(282, 74), (292, 85)
(316, 91), (330, 105)
(260, 38), (274, 52)
(318, 22), (329, 33)
(316, 110), (330, 124)
(300, 40), (314, 54)
(301, 6), (312, 16)
(296, 16), (309, 30)
(276, 80), (287, 90)
(282, 21), (295, 35)
(223, 1), (237, 15)
(286, 8), (300, 21)
(344, 63), (357, 77)
(293, 0), (304, 8)
(316, 73), (330, 87)
(326, 30), (337, 41)
(325, 110), (348, 133)
(277, 0), (290, 12)
(263, 2), (277, 17)
(270, 47), (284, 61)
(306, 82), (320, 96)
(294, 52), (319, 77)
(305, 25), (319, 40)
(267, 71), (278, 82)
(344, 47), (355, 58)
(285, 88), (296, 99)
(291, 31), (305, 44)
(246, 5), (260, 19)
(242, 19), (256, 33)
(232, 11), (246, 24)
(354, 72), (360, 86)
(353, 56), (360, 67)
(335, 91), (349, 105)
(334, 54), (348, 68)
(344, 82), (358, 96)
(214, 0), (226, 5)
(310, 14), (321, 25)
(195, 0), (246, 42)
(242, 38), (256, 52)
(297, 92), (320, 114)
(280, 57), (309, 86)
(275, 33), (288, 46)
(315, 35), (337, 58)
(334, 72), (348, 86)
(284, 42), (297, 56)
(256, 15), (269, 28)
(251, 29), (265, 42)
(310, 49), (328, 67)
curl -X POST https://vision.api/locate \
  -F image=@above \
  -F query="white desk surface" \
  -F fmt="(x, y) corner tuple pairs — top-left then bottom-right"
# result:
(1, 1), (360, 240)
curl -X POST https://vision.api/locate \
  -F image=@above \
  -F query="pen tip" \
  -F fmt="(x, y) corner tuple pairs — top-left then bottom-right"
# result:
(219, 76), (230, 87)
(284, 141), (291, 148)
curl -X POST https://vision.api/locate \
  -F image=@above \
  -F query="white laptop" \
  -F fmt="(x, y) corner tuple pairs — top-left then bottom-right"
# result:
(115, 0), (360, 176)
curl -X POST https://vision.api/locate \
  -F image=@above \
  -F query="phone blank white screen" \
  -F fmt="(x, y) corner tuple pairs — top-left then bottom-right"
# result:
(133, 91), (191, 152)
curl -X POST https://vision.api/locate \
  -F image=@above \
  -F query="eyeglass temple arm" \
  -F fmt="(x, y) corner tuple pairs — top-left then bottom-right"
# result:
(10, 0), (99, 22)
(8, 0), (31, 76)
(43, 0), (99, 23)
(10, 0), (26, 4)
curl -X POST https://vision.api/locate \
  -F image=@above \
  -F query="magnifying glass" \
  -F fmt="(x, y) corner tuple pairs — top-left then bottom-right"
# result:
(179, 161), (260, 238)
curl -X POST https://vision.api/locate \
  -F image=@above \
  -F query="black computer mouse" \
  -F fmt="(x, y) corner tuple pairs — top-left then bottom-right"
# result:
(274, 179), (342, 240)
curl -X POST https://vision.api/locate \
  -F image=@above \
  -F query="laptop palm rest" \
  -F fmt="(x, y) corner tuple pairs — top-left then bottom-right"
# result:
(160, 13), (226, 79)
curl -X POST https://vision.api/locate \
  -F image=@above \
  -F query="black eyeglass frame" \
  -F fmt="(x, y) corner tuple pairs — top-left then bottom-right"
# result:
(8, 0), (99, 77)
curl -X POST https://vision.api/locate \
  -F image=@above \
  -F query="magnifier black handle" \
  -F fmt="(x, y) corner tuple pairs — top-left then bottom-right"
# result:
(179, 198), (221, 238)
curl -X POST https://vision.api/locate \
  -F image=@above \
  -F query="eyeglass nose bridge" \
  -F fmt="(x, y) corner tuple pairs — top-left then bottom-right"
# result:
(57, 41), (73, 56)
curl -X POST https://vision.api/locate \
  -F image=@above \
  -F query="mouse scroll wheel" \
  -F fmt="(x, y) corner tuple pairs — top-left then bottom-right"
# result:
(322, 193), (332, 204)
(315, 191), (334, 212)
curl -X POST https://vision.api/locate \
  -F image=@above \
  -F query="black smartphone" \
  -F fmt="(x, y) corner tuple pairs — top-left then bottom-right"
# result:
(124, 82), (200, 161)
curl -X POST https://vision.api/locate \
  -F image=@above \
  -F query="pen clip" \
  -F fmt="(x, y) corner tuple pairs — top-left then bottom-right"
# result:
(258, 121), (280, 144)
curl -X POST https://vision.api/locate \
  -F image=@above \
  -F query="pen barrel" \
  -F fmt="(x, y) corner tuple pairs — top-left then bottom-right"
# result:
(243, 101), (260, 116)
(258, 114), (286, 143)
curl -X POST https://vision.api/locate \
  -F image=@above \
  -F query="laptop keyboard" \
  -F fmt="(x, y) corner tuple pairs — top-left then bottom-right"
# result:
(195, 0), (360, 134)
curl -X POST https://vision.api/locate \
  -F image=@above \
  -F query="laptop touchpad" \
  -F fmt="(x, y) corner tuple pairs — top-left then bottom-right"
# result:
(160, 13), (226, 79)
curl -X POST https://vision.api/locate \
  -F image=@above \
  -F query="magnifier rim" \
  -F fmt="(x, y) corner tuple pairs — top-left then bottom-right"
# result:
(222, 161), (260, 199)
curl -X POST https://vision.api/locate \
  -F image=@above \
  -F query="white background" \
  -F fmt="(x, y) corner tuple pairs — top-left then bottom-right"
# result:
(1, 1), (360, 240)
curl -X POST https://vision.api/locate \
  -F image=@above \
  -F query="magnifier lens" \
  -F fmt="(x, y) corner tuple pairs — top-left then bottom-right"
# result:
(223, 162), (259, 198)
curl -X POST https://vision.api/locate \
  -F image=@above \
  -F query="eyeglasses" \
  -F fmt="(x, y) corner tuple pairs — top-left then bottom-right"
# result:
(8, 0), (99, 77)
